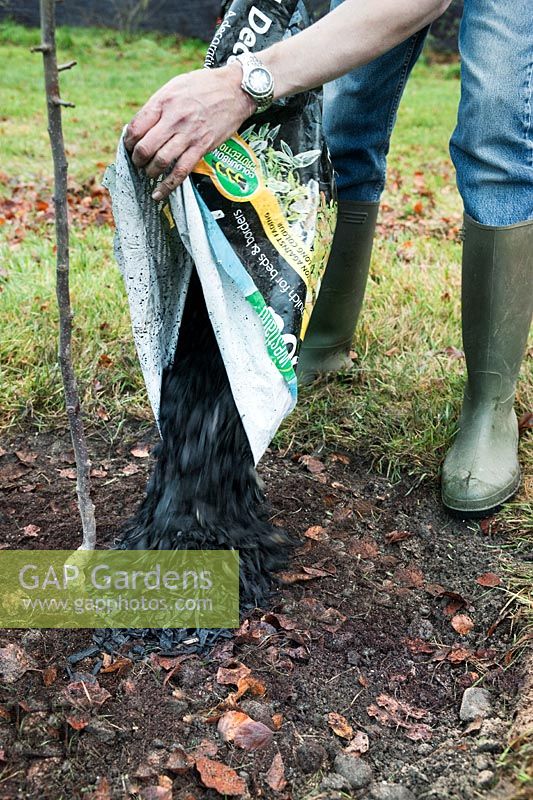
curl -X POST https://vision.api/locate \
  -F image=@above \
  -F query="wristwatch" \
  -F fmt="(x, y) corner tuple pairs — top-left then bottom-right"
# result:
(229, 52), (274, 115)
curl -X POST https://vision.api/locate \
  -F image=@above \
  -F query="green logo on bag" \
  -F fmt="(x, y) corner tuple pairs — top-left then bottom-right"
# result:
(204, 138), (260, 200)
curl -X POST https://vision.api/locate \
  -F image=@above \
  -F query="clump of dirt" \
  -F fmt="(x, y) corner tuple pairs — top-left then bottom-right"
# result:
(0, 423), (526, 800)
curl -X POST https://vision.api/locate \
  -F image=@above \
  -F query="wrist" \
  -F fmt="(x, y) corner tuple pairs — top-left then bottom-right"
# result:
(223, 60), (258, 119)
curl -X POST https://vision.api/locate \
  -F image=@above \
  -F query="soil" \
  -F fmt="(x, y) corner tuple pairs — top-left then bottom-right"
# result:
(0, 422), (527, 800)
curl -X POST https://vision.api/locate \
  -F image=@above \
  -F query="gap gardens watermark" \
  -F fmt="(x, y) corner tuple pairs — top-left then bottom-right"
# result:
(0, 550), (239, 628)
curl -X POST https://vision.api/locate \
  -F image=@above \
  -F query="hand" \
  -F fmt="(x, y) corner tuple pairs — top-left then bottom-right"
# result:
(124, 63), (256, 201)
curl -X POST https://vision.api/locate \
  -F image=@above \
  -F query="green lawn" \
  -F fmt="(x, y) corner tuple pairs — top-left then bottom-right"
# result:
(0, 22), (531, 509)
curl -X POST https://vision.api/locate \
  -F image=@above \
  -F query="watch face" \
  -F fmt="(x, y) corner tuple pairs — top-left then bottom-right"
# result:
(248, 67), (272, 95)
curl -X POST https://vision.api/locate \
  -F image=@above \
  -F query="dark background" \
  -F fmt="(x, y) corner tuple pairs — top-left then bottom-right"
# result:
(0, 0), (463, 51)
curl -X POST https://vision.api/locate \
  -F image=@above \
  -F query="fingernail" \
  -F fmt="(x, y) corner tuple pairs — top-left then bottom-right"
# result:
(152, 190), (162, 201)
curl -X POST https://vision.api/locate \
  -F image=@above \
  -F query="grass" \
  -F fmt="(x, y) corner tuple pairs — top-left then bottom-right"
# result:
(0, 24), (531, 489)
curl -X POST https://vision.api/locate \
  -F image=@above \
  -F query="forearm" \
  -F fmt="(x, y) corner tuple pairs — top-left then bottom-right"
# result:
(257, 0), (451, 98)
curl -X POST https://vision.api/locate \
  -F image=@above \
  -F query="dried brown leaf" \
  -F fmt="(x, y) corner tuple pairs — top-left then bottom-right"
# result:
(271, 713), (283, 730)
(265, 753), (287, 791)
(0, 643), (37, 683)
(233, 720), (273, 751)
(304, 525), (329, 541)
(66, 713), (91, 731)
(348, 538), (380, 559)
(195, 757), (247, 795)
(216, 661), (251, 686)
(385, 530), (413, 544)
(344, 730), (369, 755)
(451, 614), (474, 635)
(328, 711), (354, 739)
(131, 443), (151, 459)
(22, 524), (41, 537)
(121, 463), (141, 476)
(518, 412), (533, 432)
(42, 666), (57, 686)
(59, 468), (77, 480)
(475, 572), (501, 588)
(165, 746), (194, 774)
(217, 711), (251, 743)
(299, 455), (325, 474)
(62, 680), (111, 710)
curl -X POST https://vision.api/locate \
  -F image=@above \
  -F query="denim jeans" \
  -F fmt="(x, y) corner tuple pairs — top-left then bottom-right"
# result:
(324, 0), (533, 226)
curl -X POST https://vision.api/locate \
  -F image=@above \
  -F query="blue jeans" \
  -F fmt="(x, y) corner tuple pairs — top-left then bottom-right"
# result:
(324, 0), (533, 226)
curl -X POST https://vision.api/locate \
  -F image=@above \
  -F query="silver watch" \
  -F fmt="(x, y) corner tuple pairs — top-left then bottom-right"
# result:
(229, 52), (274, 114)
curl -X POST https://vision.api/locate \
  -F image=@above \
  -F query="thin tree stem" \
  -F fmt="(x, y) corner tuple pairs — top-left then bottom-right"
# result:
(38, 0), (96, 550)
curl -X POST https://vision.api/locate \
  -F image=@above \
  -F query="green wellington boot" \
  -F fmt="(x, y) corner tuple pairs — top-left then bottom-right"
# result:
(296, 200), (379, 384)
(441, 214), (533, 516)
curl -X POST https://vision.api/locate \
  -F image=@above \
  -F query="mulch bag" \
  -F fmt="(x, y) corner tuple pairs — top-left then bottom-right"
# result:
(104, 0), (336, 465)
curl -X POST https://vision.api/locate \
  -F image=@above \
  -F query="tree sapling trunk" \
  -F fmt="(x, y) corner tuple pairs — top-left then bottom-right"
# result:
(35, 0), (96, 550)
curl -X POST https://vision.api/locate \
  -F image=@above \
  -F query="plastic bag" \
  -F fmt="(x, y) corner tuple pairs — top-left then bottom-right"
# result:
(104, 0), (336, 463)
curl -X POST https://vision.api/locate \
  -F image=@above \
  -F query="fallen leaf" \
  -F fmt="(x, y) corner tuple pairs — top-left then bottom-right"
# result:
(278, 568), (327, 584)
(443, 345), (465, 360)
(59, 468), (77, 480)
(100, 656), (132, 675)
(328, 711), (354, 739)
(165, 746), (194, 774)
(121, 463), (140, 476)
(233, 720), (273, 751)
(42, 666), (57, 686)
(89, 776), (112, 800)
(234, 675), (266, 698)
(262, 612), (298, 630)
(131, 443), (151, 459)
(475, 573), (501, 588)
(66, 713), (91, 731)
(404, 638), (435, 655)
(271, 713), (283, 730)
(329, 452), (350, 464)
(394, 566), (425, 588)
(451, 614), (474, 635)
(217, 711), (251, 743)
(462, 717), (483, 735)
(518, 412), (533, 432)
(0, 643), (37, 683)
(445, 598), (466, 617)
(134, 752), (164, 779)
(299, 454), (325, 474)
(447, 647), (473, 663)
(385, 530), (413, 544)
(348, 538), (380, 559)
(62, 680), (111, 710)
(195, 757), (246, 795)
(404, 723), (433, 741)
(15, 450), (38, 465)
(265, 752), (287, 791)
(90, 468), (108, 478)
(344, 730), (369, 755)
(216, 661), (251, 686)
(0, 461), (28, 484)
(304, 525), (329, 541)
(22, 524), (41, 537)
(479, 517), (496, 535)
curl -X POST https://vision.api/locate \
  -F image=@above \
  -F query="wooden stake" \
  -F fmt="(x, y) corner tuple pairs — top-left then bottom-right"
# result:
(37, 0), (96, 550)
